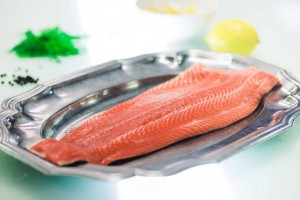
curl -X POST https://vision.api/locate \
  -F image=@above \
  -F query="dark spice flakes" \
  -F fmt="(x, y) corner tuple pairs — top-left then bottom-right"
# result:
(14, 75), (39, 86)
(0, 68), (39, 86)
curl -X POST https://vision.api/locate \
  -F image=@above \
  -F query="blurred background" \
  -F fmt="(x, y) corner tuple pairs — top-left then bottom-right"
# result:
(0, 0), (300, 199)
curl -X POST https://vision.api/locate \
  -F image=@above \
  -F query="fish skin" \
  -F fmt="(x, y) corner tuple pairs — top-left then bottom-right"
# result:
(30, 65), (279, 165)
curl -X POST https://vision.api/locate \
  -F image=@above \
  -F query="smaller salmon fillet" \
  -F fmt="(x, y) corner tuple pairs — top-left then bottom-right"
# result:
(31, 65), (279, 165)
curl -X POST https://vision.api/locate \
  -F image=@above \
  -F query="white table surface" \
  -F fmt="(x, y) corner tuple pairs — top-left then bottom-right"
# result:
(0, 0), (300, 200)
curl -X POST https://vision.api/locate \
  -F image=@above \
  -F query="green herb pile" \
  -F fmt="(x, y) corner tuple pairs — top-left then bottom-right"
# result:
(11, 27), (81, 62)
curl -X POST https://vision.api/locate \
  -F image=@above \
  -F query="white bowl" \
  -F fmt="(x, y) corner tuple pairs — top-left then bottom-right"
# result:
(136, 0), (219, 44)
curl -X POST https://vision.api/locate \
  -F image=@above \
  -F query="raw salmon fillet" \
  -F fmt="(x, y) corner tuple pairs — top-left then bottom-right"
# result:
(30, 65), (279, 165)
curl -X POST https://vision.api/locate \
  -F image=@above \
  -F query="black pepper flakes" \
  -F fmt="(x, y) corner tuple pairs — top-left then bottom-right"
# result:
(13, 75), (39, 86)
(1, 67), (39, 87)
(8, 81), (14, 86)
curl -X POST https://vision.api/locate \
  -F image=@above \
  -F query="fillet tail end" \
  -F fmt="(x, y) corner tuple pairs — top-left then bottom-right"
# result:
(30, 138), (90, 166)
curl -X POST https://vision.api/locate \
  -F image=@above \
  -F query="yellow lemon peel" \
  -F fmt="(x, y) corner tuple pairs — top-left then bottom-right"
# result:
(205, 19), (259, 55)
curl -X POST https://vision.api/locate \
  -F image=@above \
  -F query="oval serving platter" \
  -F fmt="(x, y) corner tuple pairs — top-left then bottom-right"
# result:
(0, 49), (300, 180)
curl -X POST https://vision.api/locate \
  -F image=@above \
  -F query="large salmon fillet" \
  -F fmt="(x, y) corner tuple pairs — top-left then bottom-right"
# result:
(30, 65), (279, 165)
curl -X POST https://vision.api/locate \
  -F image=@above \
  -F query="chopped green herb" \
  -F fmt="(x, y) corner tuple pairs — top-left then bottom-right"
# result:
(11, 27), (81, 62)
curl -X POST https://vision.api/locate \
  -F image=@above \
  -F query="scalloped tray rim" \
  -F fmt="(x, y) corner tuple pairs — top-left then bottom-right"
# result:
(0, 49), (300, 181)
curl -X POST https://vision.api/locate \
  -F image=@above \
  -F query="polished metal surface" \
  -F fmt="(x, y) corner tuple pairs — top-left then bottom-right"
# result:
(0, 49), (299, 180)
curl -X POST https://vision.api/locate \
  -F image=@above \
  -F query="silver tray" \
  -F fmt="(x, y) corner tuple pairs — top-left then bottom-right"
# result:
(0, 49), (300, 180)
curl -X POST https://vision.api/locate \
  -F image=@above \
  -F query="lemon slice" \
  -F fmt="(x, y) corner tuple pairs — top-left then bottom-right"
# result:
(163, 5), (180, 15)
(144, 1), (198, 15)
(182, 5), (198, 15)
